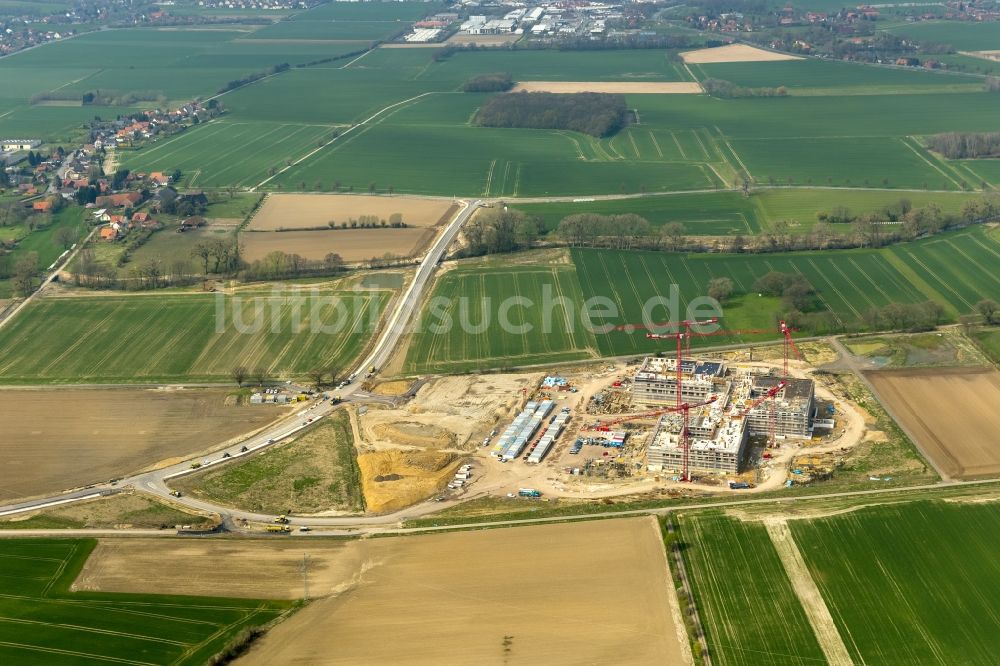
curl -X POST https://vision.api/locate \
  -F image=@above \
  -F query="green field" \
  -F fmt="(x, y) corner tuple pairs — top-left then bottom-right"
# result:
(886, 20), (1000, 52)
(404, 226), (1000, 370)
(513, 191), (760, 235)
(119, 120), (337, 189)
(404, 261), (598, 373)
(790, 500), (1000, 664)
(692, 58), (983, 95)
(0, 207), (89, 298)
(0, 289), (389, 383)
(0, 538), (293, 665)
(675, 513), (826, 665)
(678, 498), (1000, 666)
(512, 188), (979, 236)
(973, 327), (1000, 364)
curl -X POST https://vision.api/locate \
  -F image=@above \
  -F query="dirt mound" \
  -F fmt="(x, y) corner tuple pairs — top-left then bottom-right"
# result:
(357, 449), (459, 513)
(370, 380), (412, 396)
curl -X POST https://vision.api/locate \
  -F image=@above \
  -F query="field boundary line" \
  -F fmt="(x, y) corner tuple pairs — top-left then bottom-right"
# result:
(899, 137), (962, 189)
(251, 91), (438, 191)
(0, 616), (189, 646)
(764, 520), (854, 666)
(648, 131), (664, 158)
(0, 640), (155, 665)
(880, 250), (956, 317)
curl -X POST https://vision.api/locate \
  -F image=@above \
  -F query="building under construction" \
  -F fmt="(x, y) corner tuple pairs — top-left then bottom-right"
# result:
(639, 357), (817, 475)
(632, 356), (727, 405)
(744, 376), (815, 439)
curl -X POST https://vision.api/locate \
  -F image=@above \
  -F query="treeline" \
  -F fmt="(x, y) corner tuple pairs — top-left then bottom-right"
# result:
(30, 89), (167, 106)
(459, 209), (539, 257)
(548, 194), (1000, 254)
(926, 132), (1000, 159)
(242, 250), (345, 281)
(702, 79), (788, 99)
(463, 73), (514, 92)
(272, 213), (408, 232)
(217, 63), (290, 94)
(987, 76), (1000, 93)
(476, 92), (627, 138)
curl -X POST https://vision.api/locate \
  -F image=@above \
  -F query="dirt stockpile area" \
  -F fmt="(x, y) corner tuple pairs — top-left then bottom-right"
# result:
(867, 367), (1000, 480)
(240, 518), (686, 665)
(356, 449), (458, 513)
(241, 227), (435, 263)
(248, 194), (457, 231)
(511, 81), (703, 94)
(0, 388), (283, 502)
(681, 43), (803, 63)
(353, 374), (538, 510)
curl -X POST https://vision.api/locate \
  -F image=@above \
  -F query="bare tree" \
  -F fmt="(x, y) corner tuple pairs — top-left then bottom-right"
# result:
(252, 367), (268, 386)
(307, 368), (327, 389)
(231, 366), (248, 387)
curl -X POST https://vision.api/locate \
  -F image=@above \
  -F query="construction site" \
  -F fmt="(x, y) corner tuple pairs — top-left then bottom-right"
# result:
(460, 321), (854, 501)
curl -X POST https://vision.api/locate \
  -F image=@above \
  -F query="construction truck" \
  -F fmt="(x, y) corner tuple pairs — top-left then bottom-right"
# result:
(265, 525), (291, 533)
(518, 488), (542, 498)
(274, 515), (290, 524)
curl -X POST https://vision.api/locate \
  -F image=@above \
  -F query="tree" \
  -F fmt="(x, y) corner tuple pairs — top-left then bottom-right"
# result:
(307, 368), (327, 389)
(252, 367), (268, 386)
(12, 251), (39, 296)
(323, 252), (343, 271)
(707, 277), (734, 302)
(368, 182), (376, 195)
(977, 299), (1000, 325)
(660, 222), (686, 252)
(53, 225), (76, 249)
(231, 366), (248, 387)
(191, 242), (212, 273)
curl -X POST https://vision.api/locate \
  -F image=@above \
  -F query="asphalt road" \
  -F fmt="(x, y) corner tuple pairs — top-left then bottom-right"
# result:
(0, 199), (479, 526)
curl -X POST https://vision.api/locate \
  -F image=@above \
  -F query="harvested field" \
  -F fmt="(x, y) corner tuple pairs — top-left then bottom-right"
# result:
(74, 538), (370, 599)
(866, 367), (1000, 480)
(445, 32), (521, 46)
(511, 81), (703, 94)
(967, 50), (1000, 61)
(248, 193), (457, 230)
(0, 388), (285, 502)
(356, 449), (459, 513)
(245, 518), (682, 664)
(240, 227), (435, 262)
(369, 379), (412, 396)
(681, 43), (802, 64)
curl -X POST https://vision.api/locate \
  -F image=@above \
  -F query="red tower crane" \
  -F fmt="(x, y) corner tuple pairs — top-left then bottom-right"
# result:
(735, 380), (786, 448)
(779, 320), (802, 379)
(593, 396), (718, 482)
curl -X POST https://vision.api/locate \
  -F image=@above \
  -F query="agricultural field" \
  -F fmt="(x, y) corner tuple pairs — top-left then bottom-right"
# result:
(691, 58), (983, 95)
(790, 499), (1000, 664)
(972, 327), (1000, 364)
(513, 191), (760, 236)
(512, 188), (978, 236)
(953, 158), (1000, 188)
(241, 517), (687, 664)
(680, 498), (1000, 666)
(675, 512), (826, 665)
(119, 120), (338, 189)
(680, 43), (802, 63)
(173, 410), (365, 514)
(241, 227), (434, 263)
(0, 289), (390, 383)
(0, 388), (284, 501)
(403, 259), (599, 373)
(249, 193), (457, 230)
(866, 367), (1000, 480)
(886, 20), (1000, 52)
(0, 538), (292, 665)
(405, 227), (1000, 370)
